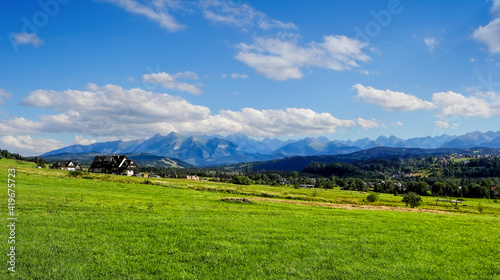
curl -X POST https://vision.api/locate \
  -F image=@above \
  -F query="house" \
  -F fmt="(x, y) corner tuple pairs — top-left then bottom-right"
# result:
(186, 175), (200, 181)
(89, 155), (139, 176)
(51, 161), (84, 171)
(299, 184), (315, 189)
(280, 178), (291, 185)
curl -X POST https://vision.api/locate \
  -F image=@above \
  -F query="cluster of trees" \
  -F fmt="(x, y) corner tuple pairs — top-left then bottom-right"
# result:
(0, 149), (47, 167)
(33, 148), (497, 200)
(0, 149), (29, 161)
(297, 155), (500, 199)
(302, 162), (362, 177)
(441, 157), (500, 178)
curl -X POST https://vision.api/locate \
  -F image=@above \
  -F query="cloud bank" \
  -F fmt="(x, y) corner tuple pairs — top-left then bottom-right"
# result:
(236, 35), (371, 81)
(472, 0), (500, 53)
(13, 84), (368, 149)
(353, 84), (435, 111)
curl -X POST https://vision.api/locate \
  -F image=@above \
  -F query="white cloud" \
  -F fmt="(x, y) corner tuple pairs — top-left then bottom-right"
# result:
(231, 73), (249, 79)
(142, 71), (202, 95)
(72, 135), (97, 146)
(0, 117), (44, 136)
(236, 35), (371, 80)
(212, 108), (357, 137)
(473, 1), (500, 53)
(424, 37), (439, 52)
(19, 84), (211, 139)
(0, 135), (62, 156)
(353, 84), (436, 111)
(392, 121), (403, 127)
(16, 84), (367, 140)
(432, 91), (500, 118)
(0, 88), (13, 104)
(10, 33), (43, 47)
(434, 120), (451, 128)
(200, 0), (296, 30)
(101, 0), (185, 32)
(473, 18), (500, 54)
(235, 52), (303, 80)
(357, 118), (381, 129)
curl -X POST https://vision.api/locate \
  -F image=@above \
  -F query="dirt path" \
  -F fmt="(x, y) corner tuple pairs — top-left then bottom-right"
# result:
(245, 197), (455, 215)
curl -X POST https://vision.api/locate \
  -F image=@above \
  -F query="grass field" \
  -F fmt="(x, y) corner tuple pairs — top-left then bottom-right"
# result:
(1, 159), (499, 279)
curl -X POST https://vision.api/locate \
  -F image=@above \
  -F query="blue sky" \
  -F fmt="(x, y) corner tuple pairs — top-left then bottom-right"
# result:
(1, 0), (500, 155)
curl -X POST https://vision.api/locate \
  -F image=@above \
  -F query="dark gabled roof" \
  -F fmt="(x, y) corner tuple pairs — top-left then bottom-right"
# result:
(89, 155), (138, 171)
(52, 161), (74, 168)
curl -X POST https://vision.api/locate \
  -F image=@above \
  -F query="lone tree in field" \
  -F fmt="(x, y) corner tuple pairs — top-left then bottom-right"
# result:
(402, 192), (422, 208)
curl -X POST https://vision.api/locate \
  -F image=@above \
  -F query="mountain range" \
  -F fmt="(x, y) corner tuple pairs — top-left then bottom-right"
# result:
(42, 131), (500, 166)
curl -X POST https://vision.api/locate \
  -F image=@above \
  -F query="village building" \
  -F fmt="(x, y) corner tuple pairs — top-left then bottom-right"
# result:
(51, 161), (85, 171)
(89, 155), (139, 176)
(186, 175), (200, 181)
(280, 178), (291, 185)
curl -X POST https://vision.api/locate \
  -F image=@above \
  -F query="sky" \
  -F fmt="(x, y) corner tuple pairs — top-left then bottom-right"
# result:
(1, 0), (500, 156)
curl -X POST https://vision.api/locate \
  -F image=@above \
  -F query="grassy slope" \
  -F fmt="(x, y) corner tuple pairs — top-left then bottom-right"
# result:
(0, 159), (499, 279)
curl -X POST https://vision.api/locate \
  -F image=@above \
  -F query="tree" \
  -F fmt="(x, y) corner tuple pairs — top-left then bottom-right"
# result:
(414, 181), (429, 196)
(401, 192), (422, 208)
(366, 193), (379, 202)
(432, 182), (446, 196)
(38, 158), (46, 168)
(232, 176), (252, 185)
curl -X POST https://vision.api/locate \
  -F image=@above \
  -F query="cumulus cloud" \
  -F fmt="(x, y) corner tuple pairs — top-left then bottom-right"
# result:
(392, 121), (403, 127)
(424, 37), (439, 52)
(236, 35), (371, 80)
(101, 0), (185, 32)
(432, 91), (500, 118)
(0, 88), (13, 104)
(0, 117), (44, 136)
(16, 84), (368, 140)
(0, 135), (62, 156)
(473, 18), (500, 53)
(493, 0), (500, 14)
(213, 108), (357, 136)
(10, 33), (43, 47)
(235, 51), (302, 80)
(353, 84), (435, 111)
(434, 120), (452, 129)
(357, 118), (381, 129)
(21, 83), (210, 121)
(472, 0), (500, 53)
(142, 71), (202, 94)
(72, 135), (97, 145)
(231, 73), (249, 79)
(200, 0), (296, 30)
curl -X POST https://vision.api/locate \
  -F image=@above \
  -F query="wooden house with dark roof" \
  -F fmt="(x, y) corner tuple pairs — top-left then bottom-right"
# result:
(89, 155), (139, 176)
(51, 161), (84, 171)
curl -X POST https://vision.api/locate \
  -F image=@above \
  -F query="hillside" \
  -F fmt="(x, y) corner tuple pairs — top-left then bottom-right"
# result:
(42, 152), (193, 168)
(237, 147), (500, 172)
(1, 158), (499, 279)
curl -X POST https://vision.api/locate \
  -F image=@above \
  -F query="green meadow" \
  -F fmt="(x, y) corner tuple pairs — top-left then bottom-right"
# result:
(1, 159), (499, 279)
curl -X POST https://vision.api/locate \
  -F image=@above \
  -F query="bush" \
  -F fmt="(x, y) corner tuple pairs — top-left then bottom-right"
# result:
(232, 176), (252, 185)
(366, 193), (379, 202)
(401, 192), (422, 208)
(477, 202), (484, 214)
(67, 171), (84, 177)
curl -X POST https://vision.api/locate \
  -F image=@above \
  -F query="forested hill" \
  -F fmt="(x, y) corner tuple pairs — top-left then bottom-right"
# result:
(235, 147), (500, 172)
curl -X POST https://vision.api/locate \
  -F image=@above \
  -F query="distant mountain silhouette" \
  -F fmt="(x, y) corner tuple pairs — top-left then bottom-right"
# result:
(42, 130), (500, 166)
